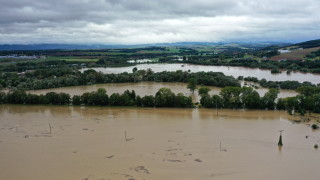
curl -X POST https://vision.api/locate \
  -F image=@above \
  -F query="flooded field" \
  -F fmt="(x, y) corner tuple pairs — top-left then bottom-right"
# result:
(28, 82), (298, 102)
(0, 105), (319, 180)
(83, 63), (320, 84)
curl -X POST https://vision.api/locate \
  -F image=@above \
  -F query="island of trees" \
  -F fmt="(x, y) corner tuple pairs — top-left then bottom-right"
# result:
(1, 85), (319, 115)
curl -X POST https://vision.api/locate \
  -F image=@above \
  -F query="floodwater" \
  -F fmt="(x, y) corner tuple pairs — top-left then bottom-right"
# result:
(82, 63), (320, 84)
(0, 105), (319, 180)
(28, 82), (298, 102)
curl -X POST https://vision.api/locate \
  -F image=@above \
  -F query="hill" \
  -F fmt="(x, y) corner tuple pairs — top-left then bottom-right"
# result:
(0, 42), (289, 51)
(269, 47), (320, 61)
(295, 39), (320, 49)
(268, 39), (320, 60)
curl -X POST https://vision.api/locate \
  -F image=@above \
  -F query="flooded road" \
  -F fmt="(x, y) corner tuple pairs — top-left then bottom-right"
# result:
(28, 82), (298, 102)
(0, 105), (319, 180)
(83, 63), (320, 84)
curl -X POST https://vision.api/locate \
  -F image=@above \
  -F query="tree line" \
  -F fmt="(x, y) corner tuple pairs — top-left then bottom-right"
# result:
(0, 68), (240, 90)
(0, 88), (193, 108)
(199, 86), (320, 114)
(1, 86), (320, 114)
(238, 76), (318, 90)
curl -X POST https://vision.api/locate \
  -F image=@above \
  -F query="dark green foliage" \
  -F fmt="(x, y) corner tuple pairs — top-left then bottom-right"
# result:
(72, 95), (81, 105)
(109, 93), (122, 106)
(136, 95), (142, 106)
(187, 78), (197, 93)
(200, 94), (222, 108)
(261, 88), (279, 110)
(155, 88), (175, 107)
(7, 90), (27, 104)
(45, 92), (70, 105)
(1, 84), (320, 114)
(0, 92), (7, 104)
(175, 93), (193, 108)
(271, 68), (281, 74)
(311, 124), (319, 130)
(198, 86), (211, 96)
(141, 95), (155, 107)
(241, 86), (261, 109)
(0, 69), (240, 91)
(219, 86), (242, 108)
(25, 93), (40, 104)
(296, 39), (320, 48)
(276, 98), (286, 110)
(202, 86), (261, 109)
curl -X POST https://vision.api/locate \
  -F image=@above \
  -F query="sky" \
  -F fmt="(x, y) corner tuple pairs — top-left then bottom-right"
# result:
(0, 0), (319, 45)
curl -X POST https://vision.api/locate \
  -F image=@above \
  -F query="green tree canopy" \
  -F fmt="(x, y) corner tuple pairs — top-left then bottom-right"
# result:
(155, 88), (175, 107)
(198, 86), (211, 96)
(187, 78), (197, 94)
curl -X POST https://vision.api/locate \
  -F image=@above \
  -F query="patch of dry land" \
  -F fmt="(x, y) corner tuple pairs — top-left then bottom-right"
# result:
(0, 105), (319, 180)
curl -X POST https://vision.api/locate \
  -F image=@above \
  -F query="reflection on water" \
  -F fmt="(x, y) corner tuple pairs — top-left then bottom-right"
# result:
(0, 105), (319, 180)
(82, 63), (320, 84)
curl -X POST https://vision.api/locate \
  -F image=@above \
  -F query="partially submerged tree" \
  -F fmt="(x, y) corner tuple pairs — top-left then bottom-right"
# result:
(198, 86), (211, 96)
(187, 78), (197, 94)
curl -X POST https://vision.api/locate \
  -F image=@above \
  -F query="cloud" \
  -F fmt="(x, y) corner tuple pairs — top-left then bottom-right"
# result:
(0, 0), (319, 44)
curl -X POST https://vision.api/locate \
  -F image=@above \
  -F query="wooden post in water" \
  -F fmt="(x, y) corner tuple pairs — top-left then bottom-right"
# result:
(49, 123), (52, 134)
(278, 130), (284, 147)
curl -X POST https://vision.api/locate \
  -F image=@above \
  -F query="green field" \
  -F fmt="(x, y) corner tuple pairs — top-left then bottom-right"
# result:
(46, 56), (99, 62)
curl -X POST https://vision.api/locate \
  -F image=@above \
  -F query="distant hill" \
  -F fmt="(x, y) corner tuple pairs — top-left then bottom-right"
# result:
(0, 44), (133, 51)
(269, 47), (320, 61)
(0, 42), (290, 51)
(295, 39), (320, 49)
(268, 39), (320, 60)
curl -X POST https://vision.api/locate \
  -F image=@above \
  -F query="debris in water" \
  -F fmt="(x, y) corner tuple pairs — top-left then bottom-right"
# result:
(132, 166), (150, 174)
(106, 155), (114, 159)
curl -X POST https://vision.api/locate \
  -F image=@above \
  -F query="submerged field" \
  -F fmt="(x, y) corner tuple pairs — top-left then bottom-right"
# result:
(0, 105), (319, 180)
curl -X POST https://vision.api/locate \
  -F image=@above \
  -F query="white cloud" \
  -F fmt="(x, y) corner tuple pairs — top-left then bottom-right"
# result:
(0, 0), (319, 44)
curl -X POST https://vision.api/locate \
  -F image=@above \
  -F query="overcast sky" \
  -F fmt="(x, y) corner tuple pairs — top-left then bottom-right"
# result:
(0, 0), (319, 44)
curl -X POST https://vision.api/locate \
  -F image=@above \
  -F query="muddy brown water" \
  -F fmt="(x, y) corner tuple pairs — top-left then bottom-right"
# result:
(28, 82), (297, 102)
(0, 105), (319, 180)
(82, 63), (320, 84)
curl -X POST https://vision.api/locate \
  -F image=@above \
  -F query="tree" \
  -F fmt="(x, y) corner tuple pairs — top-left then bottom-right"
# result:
(241, 86), (261, 109)
(91, 88), (108, 105)
(0, 92), (7, 104)
(132, 67), (138, 73)
(155, 88), (175, 107)
(7, 90), (27, 104)
(109, 93), (121, 106)
(198, 86), (211, 96)
(58, 92), (71, 105)
(72, 95), (82, 105)
(212, 95), (223, 109)
(187, 78), (197, 94)
(141, 95), (155, 107)
(25, 93), (40, 104)
(175, 93), (193, 107)
(261, 88), (279, 109)
(200, 94), (222, 108)
(220, 86), (242, 108)
(200, 94), (212, 108)
(136, 95), (142, 106)
(46, 92), (60, 104)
